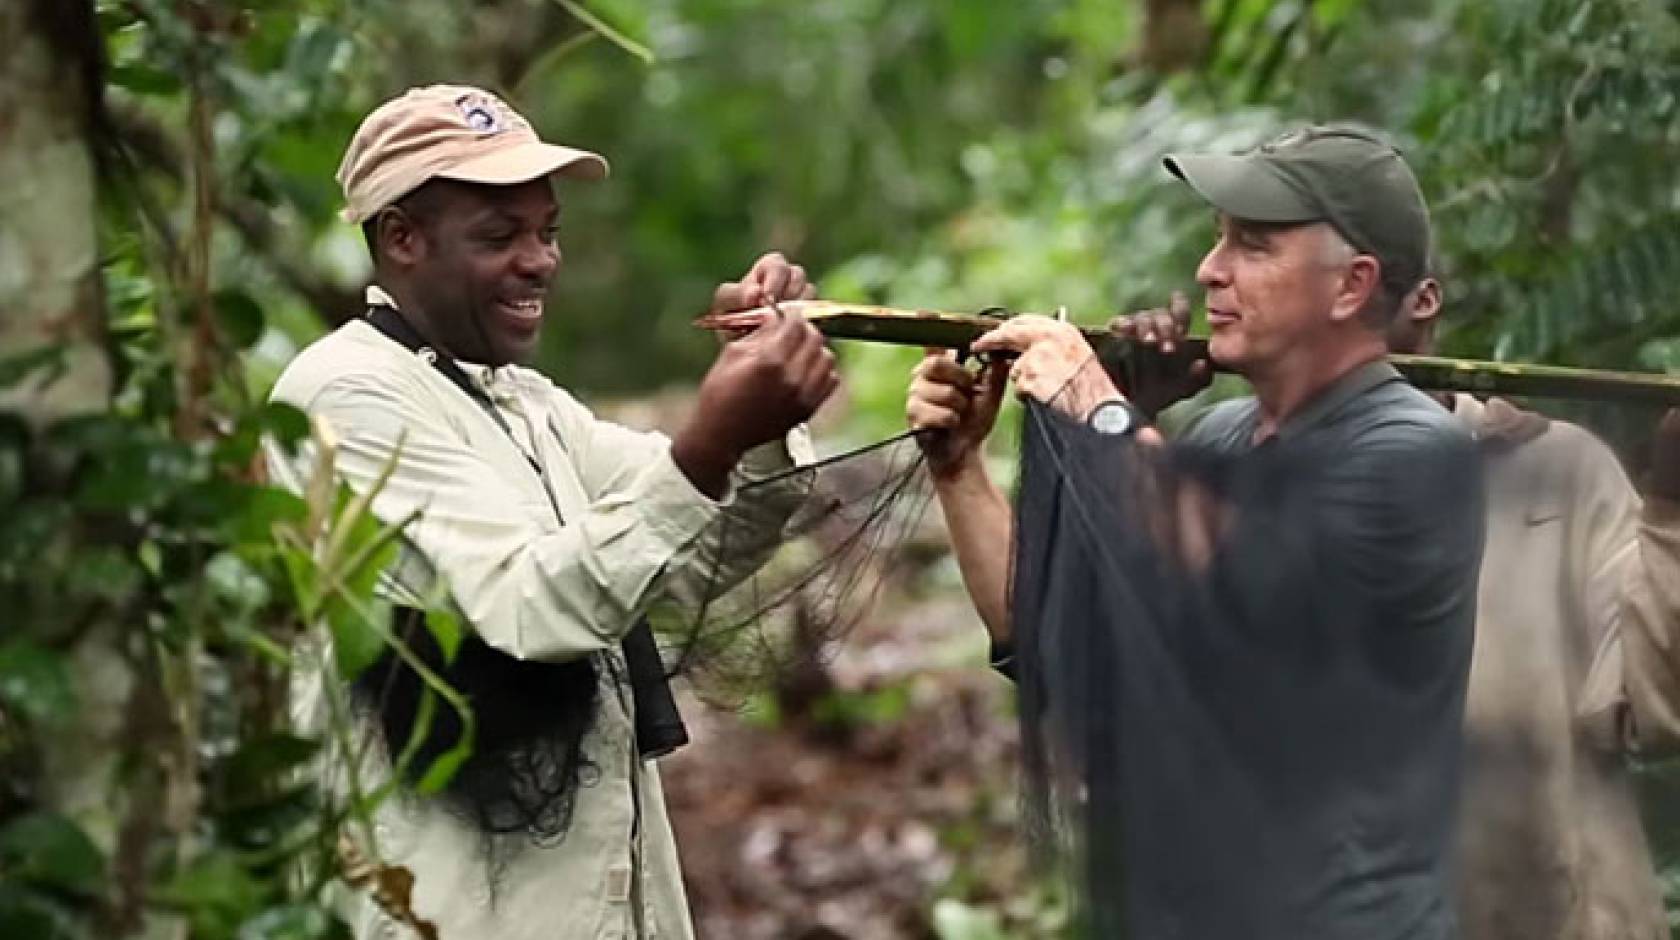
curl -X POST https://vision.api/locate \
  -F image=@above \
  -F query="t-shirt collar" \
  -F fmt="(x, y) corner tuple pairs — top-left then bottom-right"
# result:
(1272, 359), (1403, 441)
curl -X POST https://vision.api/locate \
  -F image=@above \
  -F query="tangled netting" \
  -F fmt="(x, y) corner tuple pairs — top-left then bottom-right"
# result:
(653, 431), (934, 700)
(352, 611), (601, 843)
(349, 431), (933, 855)
(1009, 360), (1483, 939)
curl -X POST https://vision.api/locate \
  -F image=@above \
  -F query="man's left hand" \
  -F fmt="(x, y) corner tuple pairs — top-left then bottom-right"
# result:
(971, 315), (1121, 417)
(710, 251), (815, 315)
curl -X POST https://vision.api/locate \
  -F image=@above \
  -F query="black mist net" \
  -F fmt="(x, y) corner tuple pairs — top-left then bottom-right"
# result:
(1009, 360), (1484, 939)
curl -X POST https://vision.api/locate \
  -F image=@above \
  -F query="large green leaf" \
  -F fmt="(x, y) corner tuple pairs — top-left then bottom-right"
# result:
(259, 402), (312, 453)
(325, 594), (388, 682)
(215, 290), (267, 351)
(0, 883), (82, 940)
(155, 852), (265, 934)
(222, 487), (308, 548)
(0, 640), (76, 722)
(424, 608), (463, 667)
(0, 812), (105, 896)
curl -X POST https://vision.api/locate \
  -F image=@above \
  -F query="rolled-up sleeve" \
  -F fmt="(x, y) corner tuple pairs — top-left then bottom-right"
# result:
(549, 387), (815, 615)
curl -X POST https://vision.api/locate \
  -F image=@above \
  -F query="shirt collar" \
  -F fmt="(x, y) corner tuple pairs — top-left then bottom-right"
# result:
(1272, 359), (1403, 441)
(364, 284), (511, 394)
(365, 284), (399, 309)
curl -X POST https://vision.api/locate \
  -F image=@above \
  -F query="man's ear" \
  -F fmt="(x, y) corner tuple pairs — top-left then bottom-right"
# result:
(1329, 254), (1382, 323)
(1408, 277), (1442, 325)
(377, 208), (428, 269)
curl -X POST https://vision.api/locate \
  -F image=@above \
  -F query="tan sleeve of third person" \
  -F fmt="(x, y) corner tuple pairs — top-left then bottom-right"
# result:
(1618, 496), (1680, 753)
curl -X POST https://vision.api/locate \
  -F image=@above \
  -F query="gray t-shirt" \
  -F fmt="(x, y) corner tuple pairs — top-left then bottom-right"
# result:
(1169, 362), (1484, 938)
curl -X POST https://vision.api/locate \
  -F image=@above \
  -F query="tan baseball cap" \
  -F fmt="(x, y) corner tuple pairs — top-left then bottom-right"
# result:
(336, 84), (609, 224)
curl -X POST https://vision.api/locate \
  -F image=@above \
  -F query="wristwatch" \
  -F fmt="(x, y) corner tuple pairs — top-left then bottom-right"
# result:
(1086, 398), (1149, 437)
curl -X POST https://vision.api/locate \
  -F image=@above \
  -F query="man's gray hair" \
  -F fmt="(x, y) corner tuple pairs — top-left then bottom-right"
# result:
(1319, 225), (1406, 329)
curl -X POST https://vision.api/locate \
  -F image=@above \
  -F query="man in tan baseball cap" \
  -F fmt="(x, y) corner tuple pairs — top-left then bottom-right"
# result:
(268, 84), (838, 940)
(335, 84), (608, 226)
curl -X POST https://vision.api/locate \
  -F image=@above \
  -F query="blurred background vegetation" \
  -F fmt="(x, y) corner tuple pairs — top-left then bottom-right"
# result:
(4, 0), (1680, 937)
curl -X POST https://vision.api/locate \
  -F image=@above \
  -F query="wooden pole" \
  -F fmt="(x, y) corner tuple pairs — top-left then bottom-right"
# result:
(697, 301), (1680, 405)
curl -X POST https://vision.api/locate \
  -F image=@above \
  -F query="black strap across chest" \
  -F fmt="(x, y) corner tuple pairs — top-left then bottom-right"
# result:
(365, 305), (549, 479)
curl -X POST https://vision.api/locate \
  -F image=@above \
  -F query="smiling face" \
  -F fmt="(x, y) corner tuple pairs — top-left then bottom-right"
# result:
(377, 177), (561, 366)
(1195, 215), (1361, 379)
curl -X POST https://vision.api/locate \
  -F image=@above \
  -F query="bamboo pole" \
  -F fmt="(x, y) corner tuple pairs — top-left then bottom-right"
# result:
(695, 301), (1680, 406)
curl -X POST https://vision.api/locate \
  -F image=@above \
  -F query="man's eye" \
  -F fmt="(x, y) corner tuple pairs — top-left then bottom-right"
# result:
(479, 231), (516, 248)
(539, 226), (560, 244)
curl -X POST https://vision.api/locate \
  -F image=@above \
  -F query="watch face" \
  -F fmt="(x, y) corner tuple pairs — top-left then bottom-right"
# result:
(1090, 401), (1135, 435)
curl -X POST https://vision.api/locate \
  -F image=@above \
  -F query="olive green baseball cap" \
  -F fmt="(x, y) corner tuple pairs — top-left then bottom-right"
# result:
(1164, 125), (1432, 288)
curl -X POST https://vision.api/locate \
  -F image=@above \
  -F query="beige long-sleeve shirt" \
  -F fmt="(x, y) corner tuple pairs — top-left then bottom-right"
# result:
(267, 302), (813, 940)
(1453, 395), (1680, 939)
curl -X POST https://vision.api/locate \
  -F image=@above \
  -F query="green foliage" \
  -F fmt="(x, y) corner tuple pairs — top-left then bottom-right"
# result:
(235, 903), (353, 940)
(0, 812), (105, 897)
(811, 683), (913, 730)
(1414, 0), (1680, 367)
(932, 899), (1011, 940)
(8, 0), (1680, 937)
(0, 642), (77, 724)
(1, 6), (511, 937)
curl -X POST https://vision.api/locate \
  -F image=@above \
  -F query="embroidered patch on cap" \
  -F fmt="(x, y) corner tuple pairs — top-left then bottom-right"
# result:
(456, 93), (504, 134)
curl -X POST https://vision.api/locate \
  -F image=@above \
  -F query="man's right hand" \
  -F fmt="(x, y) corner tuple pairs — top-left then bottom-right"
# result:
(1107, 291), (1212, 418)
(907, 350), (1006, 479)
(673, 312), (838, 498)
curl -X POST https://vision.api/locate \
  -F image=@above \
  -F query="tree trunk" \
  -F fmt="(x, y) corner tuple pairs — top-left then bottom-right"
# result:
(1141, 0), (1209, 74)
(0, 1), (111, 421)
(0, 3), (142, 934)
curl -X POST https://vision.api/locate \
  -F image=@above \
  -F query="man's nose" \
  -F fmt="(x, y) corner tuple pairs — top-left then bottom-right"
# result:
(517, 239), (560, 280)
(1196, 245), (1230, 289)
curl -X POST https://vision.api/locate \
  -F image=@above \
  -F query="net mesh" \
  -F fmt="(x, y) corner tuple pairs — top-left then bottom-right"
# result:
(1009, 357), (1482, 938)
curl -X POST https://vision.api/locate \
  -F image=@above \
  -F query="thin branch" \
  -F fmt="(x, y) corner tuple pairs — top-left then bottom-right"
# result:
(549, 0), (654, 64)
(110, 102), (362, 325)
(513, 28), (600, 99)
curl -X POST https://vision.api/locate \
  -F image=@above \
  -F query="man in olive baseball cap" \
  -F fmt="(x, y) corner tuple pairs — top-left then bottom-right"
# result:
(905, 122), (1479, 939)
(1166, 124), (1433, 314)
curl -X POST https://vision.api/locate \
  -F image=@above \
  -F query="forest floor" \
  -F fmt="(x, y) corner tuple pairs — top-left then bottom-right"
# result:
(602, 389), (1059, 939)
(663, 589), (1045, 939)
